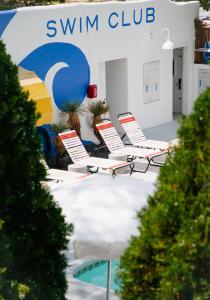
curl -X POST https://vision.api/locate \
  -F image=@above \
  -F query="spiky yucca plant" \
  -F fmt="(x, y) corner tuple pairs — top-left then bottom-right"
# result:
(88, 100), (109, 144)
(62, 102), (85, 138)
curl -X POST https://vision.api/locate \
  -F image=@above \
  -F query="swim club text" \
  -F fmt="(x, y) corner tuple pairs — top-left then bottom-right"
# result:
(46, 7), (155, 37)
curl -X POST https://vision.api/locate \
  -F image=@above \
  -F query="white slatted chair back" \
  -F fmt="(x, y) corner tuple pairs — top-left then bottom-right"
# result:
(118, 115), (146, 144)
(59, 130), (89, 163)
(96, 121), (125, 152)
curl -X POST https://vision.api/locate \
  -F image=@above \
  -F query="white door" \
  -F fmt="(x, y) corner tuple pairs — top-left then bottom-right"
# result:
(173, 48), (183, 114)
(105, 59), (128, 132)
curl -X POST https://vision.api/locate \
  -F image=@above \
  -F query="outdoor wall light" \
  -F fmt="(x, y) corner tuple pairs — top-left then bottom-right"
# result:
(161, 27), (174, 50)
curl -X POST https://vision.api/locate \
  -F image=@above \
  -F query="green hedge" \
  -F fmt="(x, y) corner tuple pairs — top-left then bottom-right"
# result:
(0, 40), (72, 300)
(0, 0), (64, 10)
(175, 0), (209, 11)
(118, 88), (210, 300)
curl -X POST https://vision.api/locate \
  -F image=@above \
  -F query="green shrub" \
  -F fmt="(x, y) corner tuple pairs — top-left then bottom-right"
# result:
(0, 0), (64, 10)
(118, 88), (210, 300)
(175, 0), (209, 11)
(0, 40), (72, 300)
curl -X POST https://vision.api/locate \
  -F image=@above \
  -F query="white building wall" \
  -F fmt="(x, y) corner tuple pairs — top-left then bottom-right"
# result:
(0, 0), (199, 140)
(183, 44), (195, 115)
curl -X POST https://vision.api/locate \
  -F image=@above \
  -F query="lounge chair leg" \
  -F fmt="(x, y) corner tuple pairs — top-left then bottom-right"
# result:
(88, 167), (99, 174)
(127, 155), (135, 162)
(112, 169), (116, 177)
(129, 163), (135, 175)
(150, 151), (168, 167)
(132, 159), (150, 173)
(150, 160), (164, 167)
(144, 159), (151, 173)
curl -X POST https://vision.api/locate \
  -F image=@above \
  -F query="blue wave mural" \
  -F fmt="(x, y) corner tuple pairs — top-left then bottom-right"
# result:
(19, 42), (90, 110)
(0, 10), (17, 37)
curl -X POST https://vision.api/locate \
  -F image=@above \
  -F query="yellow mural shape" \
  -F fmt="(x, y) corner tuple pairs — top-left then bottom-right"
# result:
(20, 78), (53, 126)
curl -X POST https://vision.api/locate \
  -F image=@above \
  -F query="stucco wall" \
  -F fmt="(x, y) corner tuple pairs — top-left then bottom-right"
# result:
(0, 0), (199, 141)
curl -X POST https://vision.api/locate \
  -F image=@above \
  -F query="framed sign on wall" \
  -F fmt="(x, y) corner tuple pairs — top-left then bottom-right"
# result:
(198, 69), (210, 93)
(143, 61), (160, 104)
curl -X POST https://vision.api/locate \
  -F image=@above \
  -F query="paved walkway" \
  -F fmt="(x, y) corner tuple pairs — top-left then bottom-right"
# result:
(144, 117), (180, 141)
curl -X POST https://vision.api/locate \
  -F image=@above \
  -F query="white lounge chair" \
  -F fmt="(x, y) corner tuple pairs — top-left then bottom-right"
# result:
(42, 159), (90, 182)
(118, 112), (171, 150)
(58, 130), (134, 176)
(46, 168), (90, 182)
(96, 120), (168, 173)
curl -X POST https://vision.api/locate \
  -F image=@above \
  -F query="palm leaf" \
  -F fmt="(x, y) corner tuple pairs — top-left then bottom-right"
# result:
(59, 101), (85, 138)
(61, 102), (86, 115)
(50, 122), (70, 134)
(88, 100), (109, 145)
(88, 100), (109, 117)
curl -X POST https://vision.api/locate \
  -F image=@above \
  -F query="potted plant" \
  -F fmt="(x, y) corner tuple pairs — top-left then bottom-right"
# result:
(88, 100), (109, 145)
(61, 102), (85, 138)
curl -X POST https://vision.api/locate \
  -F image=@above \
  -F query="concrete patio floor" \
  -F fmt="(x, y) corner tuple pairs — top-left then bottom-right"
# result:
(144, 117), (180, 141)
